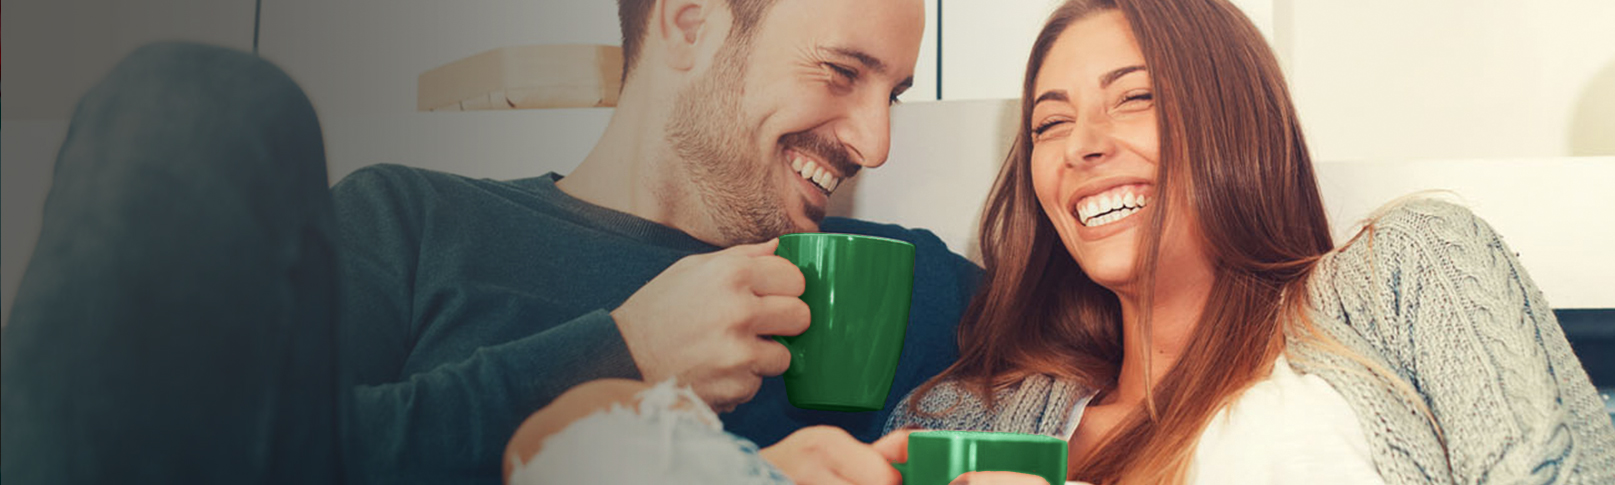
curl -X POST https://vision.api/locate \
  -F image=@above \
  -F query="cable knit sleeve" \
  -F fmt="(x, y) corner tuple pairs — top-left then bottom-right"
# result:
(1327, 199), (1615, 484)
(884, 380), (997, 434)
(883, 375), (1082, 438)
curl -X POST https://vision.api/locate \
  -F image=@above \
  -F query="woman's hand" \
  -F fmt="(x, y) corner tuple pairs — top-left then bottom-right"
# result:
(760, 427), (913, 485)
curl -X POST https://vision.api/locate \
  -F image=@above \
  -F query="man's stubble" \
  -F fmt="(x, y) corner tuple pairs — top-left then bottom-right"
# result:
(663, 40), (807, 247)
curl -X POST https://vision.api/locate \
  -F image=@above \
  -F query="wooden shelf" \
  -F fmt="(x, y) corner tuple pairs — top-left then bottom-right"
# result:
(418, 44), (622, 111)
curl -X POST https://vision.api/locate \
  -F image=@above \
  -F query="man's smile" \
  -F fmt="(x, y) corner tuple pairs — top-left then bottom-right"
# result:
(786, 148), (844, 194)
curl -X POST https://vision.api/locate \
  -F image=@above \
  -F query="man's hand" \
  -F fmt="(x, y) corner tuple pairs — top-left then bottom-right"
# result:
(611, 238), (810, 410)
(760, 427), (910, 485)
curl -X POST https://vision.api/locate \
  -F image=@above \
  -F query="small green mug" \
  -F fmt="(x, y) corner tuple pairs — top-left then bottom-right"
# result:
(773, 232), (915, 412)
(893, 431), (1069, 485)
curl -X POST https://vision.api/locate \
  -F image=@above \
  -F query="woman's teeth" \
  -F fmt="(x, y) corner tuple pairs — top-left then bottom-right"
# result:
(1077, 189), (1149, 227)
(791, 156), (840, 193)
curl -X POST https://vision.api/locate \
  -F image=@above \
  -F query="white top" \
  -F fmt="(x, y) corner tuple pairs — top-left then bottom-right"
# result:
(1061, 356), (1385, 485)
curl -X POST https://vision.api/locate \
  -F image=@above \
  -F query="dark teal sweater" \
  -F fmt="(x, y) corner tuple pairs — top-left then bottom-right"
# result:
(331, 164), (980, 484)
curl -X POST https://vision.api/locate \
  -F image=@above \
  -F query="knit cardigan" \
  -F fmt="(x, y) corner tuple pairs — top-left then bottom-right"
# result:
(886, 200), (1615, 484)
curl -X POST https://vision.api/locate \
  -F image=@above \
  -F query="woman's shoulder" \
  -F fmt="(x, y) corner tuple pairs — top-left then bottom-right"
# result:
(885, 379), (996, 434)
(1338, 197), (1494, 258)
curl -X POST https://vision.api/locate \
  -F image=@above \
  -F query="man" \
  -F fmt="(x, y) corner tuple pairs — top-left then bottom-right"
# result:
(340, 0), (976, 481)
(0, 0), (976, 483)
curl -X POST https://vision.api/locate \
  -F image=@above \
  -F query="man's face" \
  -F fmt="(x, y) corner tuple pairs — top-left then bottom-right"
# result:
(665, 0), (925, 245)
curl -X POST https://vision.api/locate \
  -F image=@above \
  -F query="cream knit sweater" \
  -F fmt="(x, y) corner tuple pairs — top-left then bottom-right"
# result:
(887, 200), (1615, 484)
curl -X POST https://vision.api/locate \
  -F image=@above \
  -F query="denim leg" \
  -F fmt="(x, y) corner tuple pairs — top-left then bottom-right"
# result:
(1, 42), (341, 484)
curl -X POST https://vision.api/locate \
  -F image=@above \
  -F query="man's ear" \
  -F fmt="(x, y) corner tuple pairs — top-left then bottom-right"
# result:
(653, 0), (714, 72)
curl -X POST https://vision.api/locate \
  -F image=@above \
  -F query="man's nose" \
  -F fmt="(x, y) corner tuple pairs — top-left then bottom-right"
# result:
(836, 98), (893, 169)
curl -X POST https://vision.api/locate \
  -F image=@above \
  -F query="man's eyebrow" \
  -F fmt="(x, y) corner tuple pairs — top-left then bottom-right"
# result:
(1099, 65), (1146, 88)
(825, 46), (889, 75)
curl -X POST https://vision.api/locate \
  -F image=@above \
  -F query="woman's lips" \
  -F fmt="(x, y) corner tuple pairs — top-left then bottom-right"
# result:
(1070, 183), (1153, 227)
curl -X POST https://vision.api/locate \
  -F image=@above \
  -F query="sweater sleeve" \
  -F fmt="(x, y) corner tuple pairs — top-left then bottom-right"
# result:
(884, 380), (985, 434)
(331, 165), (641, 484)
(1338, 199), (1615, 484)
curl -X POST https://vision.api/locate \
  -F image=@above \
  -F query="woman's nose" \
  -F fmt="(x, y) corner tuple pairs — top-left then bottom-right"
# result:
(1063, 116), (1116, 167)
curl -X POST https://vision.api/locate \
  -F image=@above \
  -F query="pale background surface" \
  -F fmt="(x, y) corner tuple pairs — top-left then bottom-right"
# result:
(6, 0), (1615, 325)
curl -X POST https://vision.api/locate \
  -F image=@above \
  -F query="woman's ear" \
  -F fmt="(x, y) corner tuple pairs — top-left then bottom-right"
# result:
(654, 0), (713, 72)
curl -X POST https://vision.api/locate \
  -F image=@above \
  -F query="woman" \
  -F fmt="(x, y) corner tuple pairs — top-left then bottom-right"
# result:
(886, 0), (1615, 484)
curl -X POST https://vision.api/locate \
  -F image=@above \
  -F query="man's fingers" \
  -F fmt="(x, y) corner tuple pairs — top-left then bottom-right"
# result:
(748, 255), (806, 297)
(751, 295), (811, 336)
(697, 372), (763, 412)
(725, 237), (781, 257)
(872, 428), (916, 464)
(750, 337), (793, 377)
(752, 294), (812, 336)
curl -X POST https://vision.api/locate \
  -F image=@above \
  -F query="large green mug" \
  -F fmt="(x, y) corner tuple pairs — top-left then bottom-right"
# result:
(893, 430), (1069, 485)
(773, 232), (915, 412)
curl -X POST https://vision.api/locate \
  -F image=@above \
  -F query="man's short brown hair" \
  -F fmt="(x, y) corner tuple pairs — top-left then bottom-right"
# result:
(617, 0), (779, 81)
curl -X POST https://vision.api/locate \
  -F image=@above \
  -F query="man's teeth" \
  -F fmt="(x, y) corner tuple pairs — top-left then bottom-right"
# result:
(1077, 188), (1149, 227)
(791, 156), (840, 193)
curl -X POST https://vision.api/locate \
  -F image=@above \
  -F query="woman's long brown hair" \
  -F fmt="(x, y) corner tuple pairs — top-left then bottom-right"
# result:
(907, 0), (1334, 483)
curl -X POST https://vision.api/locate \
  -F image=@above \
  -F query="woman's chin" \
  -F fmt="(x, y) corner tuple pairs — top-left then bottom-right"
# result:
(1081, 267), (1134, 293)
(1068, 244), (1140, 293)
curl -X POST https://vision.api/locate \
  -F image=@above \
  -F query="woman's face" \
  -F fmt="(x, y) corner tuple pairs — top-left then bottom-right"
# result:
(1029, 10), (1207, 295)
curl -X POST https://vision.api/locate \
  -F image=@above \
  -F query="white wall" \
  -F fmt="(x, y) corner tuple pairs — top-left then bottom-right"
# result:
(937, 0), (1063, 100)
(1285, 1), (1615, 161)
(2, 0), (256, 120)
(939, 0), (1279, 100)
(1313, 158), (1615, 309)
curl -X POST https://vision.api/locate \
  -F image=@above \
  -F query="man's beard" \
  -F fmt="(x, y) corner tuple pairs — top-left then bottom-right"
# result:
(663, 45), (811, 247)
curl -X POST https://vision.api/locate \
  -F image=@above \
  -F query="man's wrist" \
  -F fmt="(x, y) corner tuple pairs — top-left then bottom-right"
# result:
(608, 308), (661, 383)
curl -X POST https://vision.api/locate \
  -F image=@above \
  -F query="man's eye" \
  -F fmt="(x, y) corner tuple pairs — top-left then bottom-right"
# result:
(827, 63), (858, 82)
